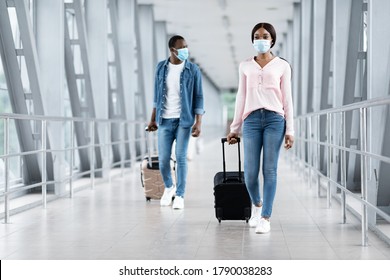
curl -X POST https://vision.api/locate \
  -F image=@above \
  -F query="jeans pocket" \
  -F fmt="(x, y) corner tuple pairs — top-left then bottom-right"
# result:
(270, 111), (284, 119)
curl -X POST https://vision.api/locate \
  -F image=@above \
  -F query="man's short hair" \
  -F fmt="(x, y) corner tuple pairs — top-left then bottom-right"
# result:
(168, 35), (185, 48)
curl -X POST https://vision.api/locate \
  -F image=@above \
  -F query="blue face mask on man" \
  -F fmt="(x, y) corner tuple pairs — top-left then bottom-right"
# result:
(174, 47), (189, 61)
(253, 39), (271, 54)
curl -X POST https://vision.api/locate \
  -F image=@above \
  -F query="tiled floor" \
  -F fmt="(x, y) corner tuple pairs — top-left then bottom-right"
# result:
(1, 131), (390, 260)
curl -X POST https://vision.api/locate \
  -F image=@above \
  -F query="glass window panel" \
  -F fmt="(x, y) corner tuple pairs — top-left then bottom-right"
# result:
(107, 8), (112, 34)
(76, 78), (85, 103)
(0, 56), (12, 115)
(107, 40), (115, 63)
(7, 7), (23, 50)
(19, 56), (30, 93)
(72, 44), (83, 75)
(66, 11), (78, 40)
(112, 92), (120, 116)
(108, 65), (117, 90)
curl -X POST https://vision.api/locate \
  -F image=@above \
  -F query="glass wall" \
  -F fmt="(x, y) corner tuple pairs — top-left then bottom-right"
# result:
(0, 10), (23, 190)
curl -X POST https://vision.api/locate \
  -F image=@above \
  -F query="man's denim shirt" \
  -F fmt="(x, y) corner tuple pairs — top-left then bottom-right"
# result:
(153, 58), (205, 128)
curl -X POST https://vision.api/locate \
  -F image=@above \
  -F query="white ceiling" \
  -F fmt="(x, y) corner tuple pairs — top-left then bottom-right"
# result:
(138, 0), (297, 90)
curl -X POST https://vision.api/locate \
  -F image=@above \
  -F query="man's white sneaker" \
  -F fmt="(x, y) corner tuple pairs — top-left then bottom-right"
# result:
(172, 196), (184, 209)
(255, 218), (270, 234)
(248, 205), (262, 227)
(160, 186), (176, 206)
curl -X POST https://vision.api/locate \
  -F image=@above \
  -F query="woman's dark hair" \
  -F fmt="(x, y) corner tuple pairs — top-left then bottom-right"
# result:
(168, 35), (185, 48)
(251, 22), (276, 48)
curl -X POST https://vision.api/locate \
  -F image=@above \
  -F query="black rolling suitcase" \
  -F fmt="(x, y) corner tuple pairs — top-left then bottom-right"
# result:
(213, 137), (251, 223)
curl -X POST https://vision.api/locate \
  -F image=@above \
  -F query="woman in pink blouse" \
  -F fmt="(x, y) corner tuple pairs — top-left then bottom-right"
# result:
(227, 22), (294, 234)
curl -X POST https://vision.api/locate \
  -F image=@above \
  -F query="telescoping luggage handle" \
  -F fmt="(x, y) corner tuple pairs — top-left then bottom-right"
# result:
(221, 137), (242, 183)
(145, 126), (155, 168)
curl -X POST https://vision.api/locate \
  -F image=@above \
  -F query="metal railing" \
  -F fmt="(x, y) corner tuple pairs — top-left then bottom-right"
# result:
(1, 113), (147, 223)
(292, 96), (390, 246)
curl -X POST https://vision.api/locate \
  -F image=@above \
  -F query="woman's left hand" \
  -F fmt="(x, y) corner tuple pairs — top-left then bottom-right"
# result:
(284, 135), (294, 150)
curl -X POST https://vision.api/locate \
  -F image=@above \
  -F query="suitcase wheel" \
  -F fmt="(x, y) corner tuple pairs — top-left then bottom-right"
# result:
(146, 197), (151, 202)
(216, 208), (223, 223)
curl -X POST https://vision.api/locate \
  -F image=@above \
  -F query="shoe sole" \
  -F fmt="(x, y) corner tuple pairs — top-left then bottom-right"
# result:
(172, 203), (184, 209)
(255, 230), (270, 234)
(255, 226), (270, 234)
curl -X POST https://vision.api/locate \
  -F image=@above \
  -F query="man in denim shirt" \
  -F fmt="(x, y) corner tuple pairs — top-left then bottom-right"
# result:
(147, 35), (205, 209)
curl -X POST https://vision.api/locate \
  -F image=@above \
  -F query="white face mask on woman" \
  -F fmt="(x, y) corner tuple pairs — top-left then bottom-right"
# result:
(253, 39), (271, 54)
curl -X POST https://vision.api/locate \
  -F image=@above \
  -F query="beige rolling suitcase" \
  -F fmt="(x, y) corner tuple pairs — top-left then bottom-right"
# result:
(140, 129), (176, 201)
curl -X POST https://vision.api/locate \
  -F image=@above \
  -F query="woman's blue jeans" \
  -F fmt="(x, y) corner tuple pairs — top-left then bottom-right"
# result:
(158, 118), (191, 197)
(242, 109), (286, 218)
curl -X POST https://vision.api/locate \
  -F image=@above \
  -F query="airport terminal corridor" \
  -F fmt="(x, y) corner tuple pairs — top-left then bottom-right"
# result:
(1, 0), (390, 268)
(1, 134), (389, 260)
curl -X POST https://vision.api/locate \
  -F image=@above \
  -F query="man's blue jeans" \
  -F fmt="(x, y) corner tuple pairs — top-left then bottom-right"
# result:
(242, 109), (286, 218)
(158, 118), (191, 197)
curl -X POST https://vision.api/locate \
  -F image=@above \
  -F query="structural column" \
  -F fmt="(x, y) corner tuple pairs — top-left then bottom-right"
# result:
(85, 0), (110, 172)
(35, 0), (65, 194)
(117, 0), (145, 161)
(85, 0), (108, 120)
(137, 4), (157, 115)
(368, 0), (390, 219)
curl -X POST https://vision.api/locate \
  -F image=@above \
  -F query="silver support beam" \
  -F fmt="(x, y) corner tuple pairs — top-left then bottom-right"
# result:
(306, 0), (314, 114)
(317, 0), (333, 175)
(133, 3), (149, 158)
(116, 0), (147, 160)
(35, 0), (65, 194)
(300, 0), (311, 115)
(137, 4), (157, 117)
(360, 107), (368, 246)
(292, 2), (301, 116)
(343, 0), (365, 192)
(64, 0), (103, 174)
(85, 0), (109, 175)
(155, 21), (168, 62)
(368, 0), (390, 218)
(0, 0), (53, 185)
(117, 0), (140, 164)
(340, 111), (347, 223)
(107, 0), (130, 165)
(41, 120), (47, 208)
(3, 117), (10, 223)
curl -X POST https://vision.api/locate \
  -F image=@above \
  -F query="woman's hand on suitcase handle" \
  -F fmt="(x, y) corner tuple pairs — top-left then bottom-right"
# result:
(227, 132), (239, 145)
(284, 134), (294, 149)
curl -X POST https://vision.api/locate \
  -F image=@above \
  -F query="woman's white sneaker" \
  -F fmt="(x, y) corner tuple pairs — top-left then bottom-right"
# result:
(248, 205), (262, 227)
(255, 218), (270, 234)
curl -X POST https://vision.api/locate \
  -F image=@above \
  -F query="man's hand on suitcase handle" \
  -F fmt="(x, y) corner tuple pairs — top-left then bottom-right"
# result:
(226, 133), (239, 145)
(191, 122), (201, 137)
(147, 108), (158, 132)
(146, 122), (158, 132)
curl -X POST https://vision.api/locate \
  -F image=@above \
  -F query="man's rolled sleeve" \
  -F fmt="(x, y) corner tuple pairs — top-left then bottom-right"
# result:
(194, 108), (205, 115)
